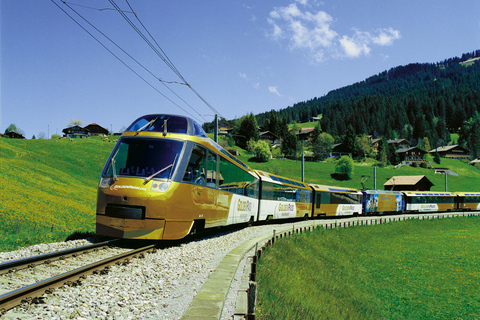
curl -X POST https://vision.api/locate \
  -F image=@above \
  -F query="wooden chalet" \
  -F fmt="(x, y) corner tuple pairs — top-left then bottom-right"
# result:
(62, 125), (89, 139)
(387, 139), (411, 150)
(295, 128), (315, 141)
(218, 121), (234, 136)
(259, 131), (280, 145)
(84, 123), (109, 136)
(429, 145), (470, 160)
(371, 138), (382, 154)
(396, 146), (427, 163)
(384, 175), (434, 191)
(4, 131), (25, 139)
(329, 143), (352, 158)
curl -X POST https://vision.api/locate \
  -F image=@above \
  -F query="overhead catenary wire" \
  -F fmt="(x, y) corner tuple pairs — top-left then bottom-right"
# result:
(56, 0), (205, 122)
(60, 1), (137, 15)
(112, 0), (223, 118)
(52, 0), (209, 122)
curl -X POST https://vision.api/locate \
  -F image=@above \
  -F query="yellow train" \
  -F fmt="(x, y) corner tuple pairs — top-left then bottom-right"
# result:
(96, 114), (480, 240)
(97, 114), (262, 240)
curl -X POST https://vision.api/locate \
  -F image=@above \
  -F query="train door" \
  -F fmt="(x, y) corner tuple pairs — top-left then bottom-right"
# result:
(182, 145), (216, 224)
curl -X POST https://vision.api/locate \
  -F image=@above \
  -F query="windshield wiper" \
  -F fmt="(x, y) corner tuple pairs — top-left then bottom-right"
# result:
(136, 116), (159, 132)
(143, 154), (178, 185)
(111, 157), (118, 181)
(168, 153), (178, 180)
(160, 118), (170, 135)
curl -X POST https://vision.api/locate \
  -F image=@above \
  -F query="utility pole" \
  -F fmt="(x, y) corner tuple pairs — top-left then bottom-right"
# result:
(301, 152), (305, 182)
(214, 114), (218, 143)
(445, 171), (448, 192)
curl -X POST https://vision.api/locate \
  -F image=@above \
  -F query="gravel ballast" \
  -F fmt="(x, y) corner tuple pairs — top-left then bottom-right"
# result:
(1, 224), (294, 320)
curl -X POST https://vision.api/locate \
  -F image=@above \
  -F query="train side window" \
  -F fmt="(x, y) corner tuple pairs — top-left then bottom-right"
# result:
(219, 157), (230, 191)
(261, 181), (274, 200)
(183, 145), (206, 185)
(315, 193), (321, 208)
(246, 180), (258, 198)
(206, 150), (217, 188)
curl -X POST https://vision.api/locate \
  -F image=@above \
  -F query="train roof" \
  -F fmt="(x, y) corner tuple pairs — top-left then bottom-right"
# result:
(124, 114), (252, 172)
(362, 189), (403, 195)
(309, 184), (362, 194)
(255, 170), (310, 189)
(403, 191), (456, 197)
(125, 114), (208, 137)
(455, 192), (480, 197)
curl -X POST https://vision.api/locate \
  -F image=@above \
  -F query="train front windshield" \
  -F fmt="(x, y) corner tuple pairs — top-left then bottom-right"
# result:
(103, 138), (184, 180)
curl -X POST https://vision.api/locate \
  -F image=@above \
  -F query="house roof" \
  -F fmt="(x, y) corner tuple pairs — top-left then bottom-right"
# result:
(429, 145), (470, 153)
(259, 131), (279, 139)
(332, 143), (351, 153)
(384, 175), (433, 187)
(84, 123), (108, 133)
(469, 158), (480, 165)
(387, 139), (410, 144)
(434, 168), (459, 176)
(295, 128), (315, 135)
(396, 146), (426, 154)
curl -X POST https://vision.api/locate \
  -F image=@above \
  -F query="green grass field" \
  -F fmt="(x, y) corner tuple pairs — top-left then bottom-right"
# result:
(256, 216), (480, 319)
(0, 137), (114, 251)
(1, 137), (479, 252)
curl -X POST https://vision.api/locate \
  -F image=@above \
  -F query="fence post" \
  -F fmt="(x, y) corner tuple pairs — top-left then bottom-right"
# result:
(51, 224), (55, 233)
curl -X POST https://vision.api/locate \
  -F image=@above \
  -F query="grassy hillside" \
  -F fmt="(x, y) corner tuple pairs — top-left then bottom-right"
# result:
(1, 137), (479, 251)
(0, 137), (114, 251)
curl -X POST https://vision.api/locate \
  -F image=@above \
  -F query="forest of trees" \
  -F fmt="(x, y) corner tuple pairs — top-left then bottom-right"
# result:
(254, 50), (480, 150)
(205, 50), (480, 159)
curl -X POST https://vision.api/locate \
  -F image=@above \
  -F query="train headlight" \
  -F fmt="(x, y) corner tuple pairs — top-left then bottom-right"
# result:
(99, 177), (112, 189)
(150, 181), (171, 193)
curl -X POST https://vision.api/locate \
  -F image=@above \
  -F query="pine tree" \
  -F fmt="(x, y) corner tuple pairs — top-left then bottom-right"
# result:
(236, 113), (259, 149)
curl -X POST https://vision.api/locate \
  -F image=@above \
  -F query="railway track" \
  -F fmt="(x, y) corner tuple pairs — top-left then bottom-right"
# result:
(0, 212), (478, 319)
(0, 241), (157, 315)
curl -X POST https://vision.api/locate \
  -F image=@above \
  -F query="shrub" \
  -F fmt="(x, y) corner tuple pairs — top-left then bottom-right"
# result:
(334, 156), (354, 180)
(248, 139), (271, 162)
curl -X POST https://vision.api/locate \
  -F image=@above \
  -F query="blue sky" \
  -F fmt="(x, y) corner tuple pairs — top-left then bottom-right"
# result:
(1, 0), (479, 138)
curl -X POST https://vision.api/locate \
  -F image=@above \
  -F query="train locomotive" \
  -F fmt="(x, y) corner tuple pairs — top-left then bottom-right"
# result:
(96, 114), (480, 240)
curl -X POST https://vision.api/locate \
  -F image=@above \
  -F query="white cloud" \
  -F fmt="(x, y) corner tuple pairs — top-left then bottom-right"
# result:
(239, 72), (248, 80)
(268, 86), (282, 97)
(339, 35), (371, 58)
(295, 0), (309, 5)
(339, 28), (401, 58)
(269, 3), (336, 53)
(371, 28), (401, 46)
(267, 1), (400, 62)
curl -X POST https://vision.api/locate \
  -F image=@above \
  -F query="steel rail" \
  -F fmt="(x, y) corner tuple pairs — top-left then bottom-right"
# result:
(0, 240), (118, 275)
(0, 244), (156, 315)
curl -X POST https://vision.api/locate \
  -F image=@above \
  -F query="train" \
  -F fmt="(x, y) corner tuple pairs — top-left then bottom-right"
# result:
(96, 114), (480, 240)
